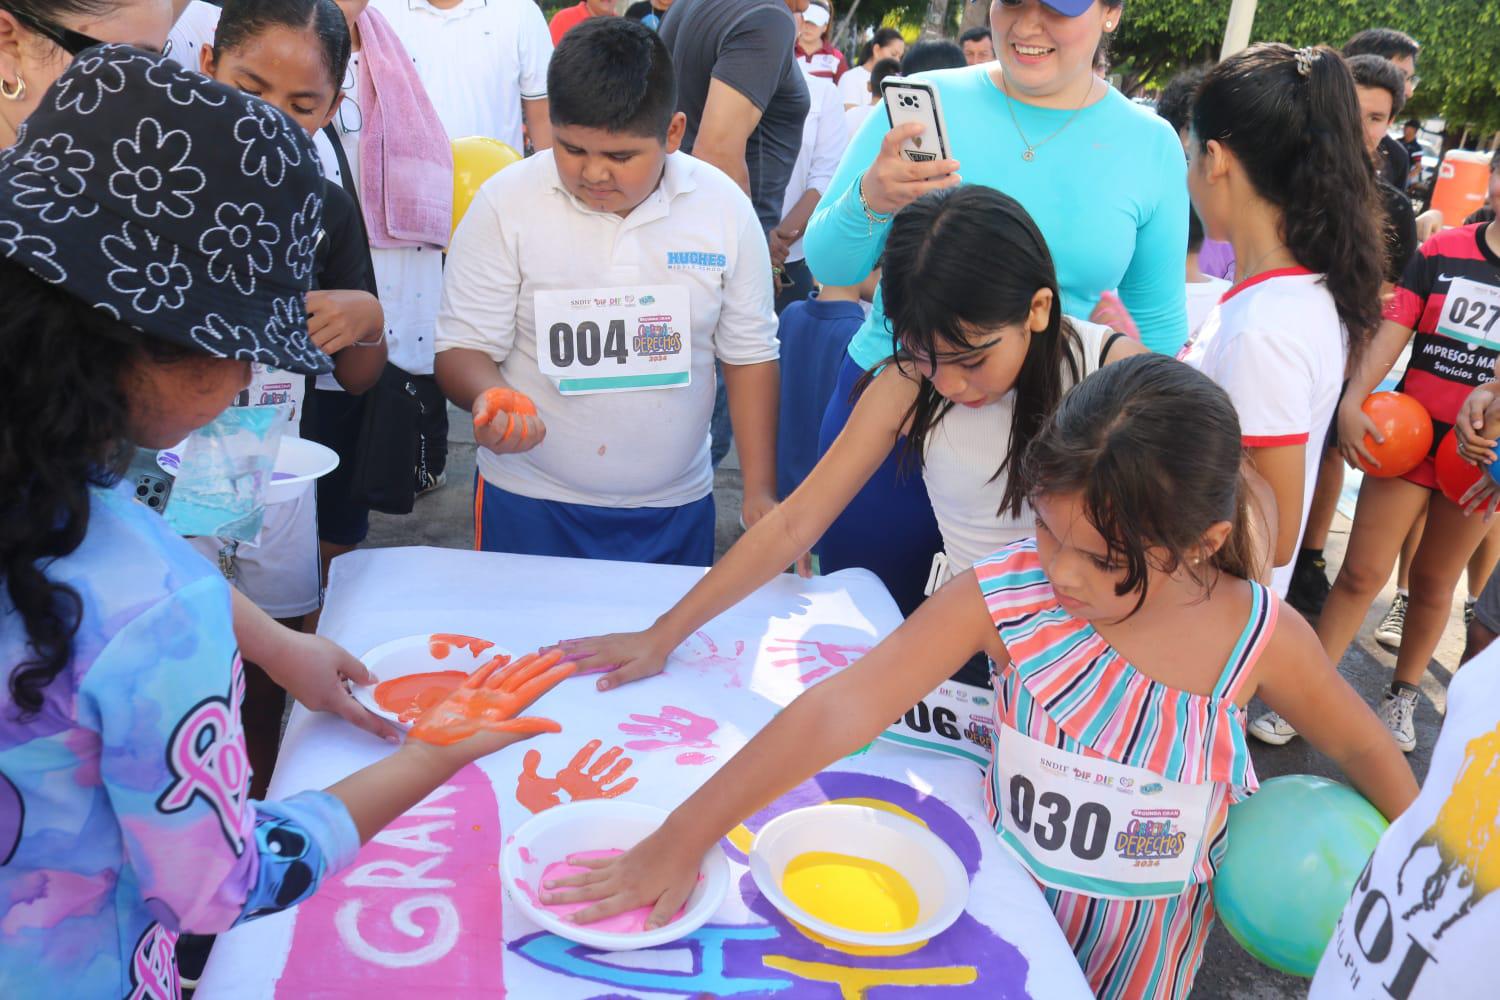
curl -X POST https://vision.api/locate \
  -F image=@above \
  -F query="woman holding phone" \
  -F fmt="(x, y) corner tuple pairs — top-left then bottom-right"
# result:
(803, 0), (1187, 618)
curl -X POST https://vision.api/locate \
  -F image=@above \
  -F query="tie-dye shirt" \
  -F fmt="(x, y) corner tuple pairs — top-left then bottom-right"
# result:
(0, 483), (359, 998)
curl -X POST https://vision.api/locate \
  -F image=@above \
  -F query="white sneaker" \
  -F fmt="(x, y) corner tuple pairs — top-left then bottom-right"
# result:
(1379, 687), (1419, 753)
(1249, 710), (1298, 745)
(1374, 592), (1408, 648)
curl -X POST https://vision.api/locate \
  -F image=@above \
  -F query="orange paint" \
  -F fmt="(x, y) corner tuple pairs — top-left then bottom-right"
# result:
(515, 739), (639, 813)
(473, 387), (538, 445)
(373, 670), (469, 724)
(428, 633), (496, 660)
(409, 647), (576, 747)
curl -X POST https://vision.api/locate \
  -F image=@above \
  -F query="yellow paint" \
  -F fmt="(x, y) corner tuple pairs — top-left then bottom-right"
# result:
(727, 823), (754, 856)
(781, 851), (920, 934)
(1433, 720), (1500, 894)
(761, 955), (976, 1000)
(788, 920), (926, 956)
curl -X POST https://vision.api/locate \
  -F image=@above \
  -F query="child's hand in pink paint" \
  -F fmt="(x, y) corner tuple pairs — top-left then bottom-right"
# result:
(409, 648), (576, 761)
(539, 826), (701, 931)
(472, 385), (545, 455)
(555, 628), (675, 692)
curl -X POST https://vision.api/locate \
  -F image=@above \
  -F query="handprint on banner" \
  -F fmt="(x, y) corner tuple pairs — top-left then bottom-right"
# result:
(668, 630), (748, 687)
(516, 740), (639, 813)
(764, 639), (871, 684)
(619, 706), (720, 765)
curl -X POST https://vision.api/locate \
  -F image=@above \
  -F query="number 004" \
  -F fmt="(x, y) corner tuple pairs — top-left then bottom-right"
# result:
(548, 320), (630, 367)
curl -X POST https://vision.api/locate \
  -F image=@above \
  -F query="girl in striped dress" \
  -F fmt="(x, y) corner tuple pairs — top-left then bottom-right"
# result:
(547, 355), (1418, 999)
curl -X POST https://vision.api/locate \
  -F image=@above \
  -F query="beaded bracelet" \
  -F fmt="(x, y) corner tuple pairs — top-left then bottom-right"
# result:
(857, 175), (893, 233)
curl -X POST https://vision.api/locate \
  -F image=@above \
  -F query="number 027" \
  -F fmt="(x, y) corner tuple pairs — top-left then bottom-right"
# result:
(548, 319), (630, 367)
(1448, 296), (1500, 335)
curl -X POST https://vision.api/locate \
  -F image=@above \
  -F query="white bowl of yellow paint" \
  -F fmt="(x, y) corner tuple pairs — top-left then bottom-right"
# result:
(502, 800), (732, 952)
(748, 803), (969, 947)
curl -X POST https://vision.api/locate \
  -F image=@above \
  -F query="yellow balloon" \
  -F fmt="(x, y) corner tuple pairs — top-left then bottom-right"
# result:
(451, 136), (522, 239)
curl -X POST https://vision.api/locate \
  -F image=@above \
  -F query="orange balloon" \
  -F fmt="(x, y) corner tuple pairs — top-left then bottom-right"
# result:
(1356, 392), (1433, 478)
(451, 136), (522, 240)
(1434, 429), (1483, 504)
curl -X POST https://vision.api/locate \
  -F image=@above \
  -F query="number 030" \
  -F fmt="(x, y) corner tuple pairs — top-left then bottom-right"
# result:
(1008, 774), (1110, 861)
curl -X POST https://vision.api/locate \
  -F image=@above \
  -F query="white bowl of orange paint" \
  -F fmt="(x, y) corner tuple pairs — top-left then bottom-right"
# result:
(351, 633), (513, 728)
(502, 799), (732, 951)
(748, 803), (969, 947)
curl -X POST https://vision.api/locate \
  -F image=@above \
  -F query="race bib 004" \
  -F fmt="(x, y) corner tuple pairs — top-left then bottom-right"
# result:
(991, 724), (1215, 899)
(534, 285), (692, 395)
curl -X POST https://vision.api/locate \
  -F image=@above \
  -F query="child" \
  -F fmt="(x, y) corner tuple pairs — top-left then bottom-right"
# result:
(1319, 206), (1500, 751)
(548, 355), (1417, 1000)
(0, 49), (571, 998)
(1184, 208), (1229, 338)
(561, 185), (1144, 685)
(196, 0), (388, 795)
(433, 18), (781, 567)
(1180, 45), (1383, 623)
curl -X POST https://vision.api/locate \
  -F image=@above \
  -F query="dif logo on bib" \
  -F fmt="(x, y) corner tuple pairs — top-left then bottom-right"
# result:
(1115, 809), (1188, 862)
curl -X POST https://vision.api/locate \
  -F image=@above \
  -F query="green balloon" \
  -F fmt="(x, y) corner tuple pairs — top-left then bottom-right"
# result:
(1213, 774), (1388, 978)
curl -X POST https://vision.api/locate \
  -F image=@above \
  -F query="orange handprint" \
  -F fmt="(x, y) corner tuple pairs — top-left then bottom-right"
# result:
(473, 386), (538, 444)
(516, 739), (640, 813)
(409, 648), (575, 747)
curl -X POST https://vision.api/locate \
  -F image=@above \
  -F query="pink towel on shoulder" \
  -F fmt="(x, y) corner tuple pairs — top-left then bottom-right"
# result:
(355, 7), (453, 250)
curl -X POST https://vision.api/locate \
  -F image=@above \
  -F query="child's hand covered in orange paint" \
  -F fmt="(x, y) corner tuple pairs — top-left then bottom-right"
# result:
(409, 648), (576, 761)
(473, 386), (545, 455)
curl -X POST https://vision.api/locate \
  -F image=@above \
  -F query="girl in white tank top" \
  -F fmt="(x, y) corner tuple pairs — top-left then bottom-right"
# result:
(559, 186), (1144, 691)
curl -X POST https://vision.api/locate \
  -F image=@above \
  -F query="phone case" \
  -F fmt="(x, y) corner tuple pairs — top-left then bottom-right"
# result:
(882, 78), (951, 164)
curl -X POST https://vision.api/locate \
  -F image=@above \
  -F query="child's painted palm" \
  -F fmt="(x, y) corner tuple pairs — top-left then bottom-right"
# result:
(410, 648), (575, 747)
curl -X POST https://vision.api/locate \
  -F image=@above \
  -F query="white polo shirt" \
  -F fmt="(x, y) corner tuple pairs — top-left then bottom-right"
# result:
(370, 0), (551, 151)
(1178, 268), (1346, 596)
(436, 151), (780, 508)
(780, 66), (847, 264)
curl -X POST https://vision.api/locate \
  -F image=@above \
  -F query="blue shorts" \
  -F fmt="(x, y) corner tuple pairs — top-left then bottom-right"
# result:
(473, 475), (715, 567)
(815, 354), (942, 617)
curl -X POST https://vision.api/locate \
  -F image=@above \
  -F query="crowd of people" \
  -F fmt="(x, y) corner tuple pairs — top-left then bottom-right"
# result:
(0, 1), (1495, 998)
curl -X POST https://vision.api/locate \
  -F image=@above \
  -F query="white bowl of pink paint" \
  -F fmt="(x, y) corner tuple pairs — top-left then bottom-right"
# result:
(502, 799), (731, 951)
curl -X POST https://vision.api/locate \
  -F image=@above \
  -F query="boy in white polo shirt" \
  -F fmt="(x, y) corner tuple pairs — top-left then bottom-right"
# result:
(434, 17), (780, 566)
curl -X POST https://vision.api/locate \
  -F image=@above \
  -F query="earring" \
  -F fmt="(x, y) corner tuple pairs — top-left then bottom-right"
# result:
(0, 74), (24, 101)
(1104, 21), (1114, 29)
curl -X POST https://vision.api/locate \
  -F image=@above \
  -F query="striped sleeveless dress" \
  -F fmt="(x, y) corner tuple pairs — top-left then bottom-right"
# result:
(974, 540), (1274, 1000)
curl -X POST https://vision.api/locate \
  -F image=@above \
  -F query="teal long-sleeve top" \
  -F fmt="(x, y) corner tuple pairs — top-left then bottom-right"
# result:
(806, 65), (1189, 364)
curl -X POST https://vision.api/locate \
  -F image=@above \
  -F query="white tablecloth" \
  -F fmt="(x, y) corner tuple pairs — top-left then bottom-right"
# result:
(197, 546), (1089, 999)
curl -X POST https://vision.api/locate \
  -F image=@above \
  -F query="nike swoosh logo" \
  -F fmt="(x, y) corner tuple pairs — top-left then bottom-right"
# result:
(1438, 273), (1463, 283)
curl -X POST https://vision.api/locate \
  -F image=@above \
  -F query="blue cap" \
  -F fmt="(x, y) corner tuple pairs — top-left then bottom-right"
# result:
(1042, 0), (1096, 15)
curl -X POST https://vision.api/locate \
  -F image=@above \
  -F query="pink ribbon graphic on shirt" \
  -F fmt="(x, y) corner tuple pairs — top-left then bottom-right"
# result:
(156, 654), (249, 855)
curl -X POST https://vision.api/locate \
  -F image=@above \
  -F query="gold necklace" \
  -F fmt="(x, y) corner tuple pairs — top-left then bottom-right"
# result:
(1236, 244), (1291, 284)
(1001, 75), (1098, 162)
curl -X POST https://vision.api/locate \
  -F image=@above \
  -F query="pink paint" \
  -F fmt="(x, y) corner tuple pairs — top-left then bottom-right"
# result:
(668, 631), (747, 688)
(765, 639), (871, 685)
(529, 850), (686, 934)
(518, 846), (535, 864)
(276, 763), (505, 996)
(675, 752), (715, 766)
(619, 705), (719, 753)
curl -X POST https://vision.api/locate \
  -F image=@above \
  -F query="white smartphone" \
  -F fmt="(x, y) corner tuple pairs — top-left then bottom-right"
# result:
(881, 76), (952, 165)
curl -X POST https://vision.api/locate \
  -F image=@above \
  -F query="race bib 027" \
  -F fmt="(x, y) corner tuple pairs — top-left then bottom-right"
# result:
(1436, 277), (1500, 351)
(534, 285), (692, 395)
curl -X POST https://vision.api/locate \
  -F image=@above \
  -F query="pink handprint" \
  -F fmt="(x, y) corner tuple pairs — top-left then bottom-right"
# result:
(668, 630), (747, 687)
(619, 705), (719, 765)
(764, 638), (871, 684)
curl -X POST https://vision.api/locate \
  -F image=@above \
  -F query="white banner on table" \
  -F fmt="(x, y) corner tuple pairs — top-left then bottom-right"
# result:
(196, 547), (1090, 999)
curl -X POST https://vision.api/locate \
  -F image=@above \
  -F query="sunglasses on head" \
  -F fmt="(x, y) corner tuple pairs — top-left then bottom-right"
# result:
(7, 7), (108, 57)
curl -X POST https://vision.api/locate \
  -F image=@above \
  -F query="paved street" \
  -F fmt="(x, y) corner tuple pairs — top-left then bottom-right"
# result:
(367, 408), (1462, 999)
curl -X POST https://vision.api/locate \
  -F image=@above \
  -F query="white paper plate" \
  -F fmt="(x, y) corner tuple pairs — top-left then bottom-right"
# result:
(748, 803), (969, 947)
(264, 437), (339, 505)
(351, 633), (513, 728)
(502, 800), (730, 952)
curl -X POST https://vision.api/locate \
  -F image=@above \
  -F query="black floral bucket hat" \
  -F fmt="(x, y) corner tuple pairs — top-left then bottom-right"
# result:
(0, 44), (333, 375)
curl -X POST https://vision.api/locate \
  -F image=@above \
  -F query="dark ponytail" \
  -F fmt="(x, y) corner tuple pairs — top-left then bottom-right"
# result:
(1193, 43), (1384, 366)
(214, 0), (351, 90)
(876, 185), (1081, 520)
(0, 261), (191, 717)
(1023, 354), (1264, 616)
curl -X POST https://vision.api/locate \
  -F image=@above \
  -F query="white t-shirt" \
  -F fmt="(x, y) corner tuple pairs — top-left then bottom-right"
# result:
(1185, 276), (1230, 339)
(165, 0), (220, 70)
(435, 151), (780, 508)
(319, 51), (444, 381)
(1310, 642), (1500, 1000)
(925, 319), (1114, 578)
(779, 67), (847, 264)
(843, 102), (877, 150)
(838, 64), (872, 108)
(369, 0), (551, 151)
(1178, 268), (1346, 596)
